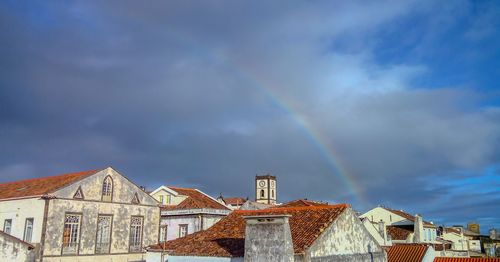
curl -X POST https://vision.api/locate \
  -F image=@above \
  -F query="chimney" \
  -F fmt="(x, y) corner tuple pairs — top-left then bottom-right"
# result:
(243, 215), (294, 262)
(378, 220), (388, 245)
(413, 214), (424, 243)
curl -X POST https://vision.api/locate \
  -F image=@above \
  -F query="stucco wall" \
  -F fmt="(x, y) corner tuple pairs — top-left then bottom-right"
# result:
(0, 198), (45, 244)
(161, 214), (224, 241)
(0, 232), (35, 262)
(307, 207), (386, 262)
(41, 168), (160, 260)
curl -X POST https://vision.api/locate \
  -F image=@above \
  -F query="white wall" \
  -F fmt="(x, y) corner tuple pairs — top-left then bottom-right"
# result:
(0, 232), (36, 262)
(161, 216), (198, 241)
(360, 207), (408, 225)
(0, 198), (45, 244)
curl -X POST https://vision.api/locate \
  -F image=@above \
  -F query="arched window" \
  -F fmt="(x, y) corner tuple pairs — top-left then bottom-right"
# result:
(260, 189), (265, 198)
(102, 176), (113, 201)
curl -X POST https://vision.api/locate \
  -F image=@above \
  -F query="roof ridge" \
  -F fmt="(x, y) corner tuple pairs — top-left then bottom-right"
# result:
(236, 203), (349, 213)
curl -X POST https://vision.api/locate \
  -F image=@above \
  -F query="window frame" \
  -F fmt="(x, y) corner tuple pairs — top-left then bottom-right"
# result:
(95, 214), (113, 254)
(3, 219), (12, 234)
(61, 213), (83, 255)
(101, 175), (114, 202)
(159, 225), (168, 243)
(129, 216), (144, 253)
(23, 218), (34, 242)
(178, 224), (188, 238)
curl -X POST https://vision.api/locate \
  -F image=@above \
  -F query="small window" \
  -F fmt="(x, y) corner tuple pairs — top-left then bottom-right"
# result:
(260, 189), (265, 198)
(179, 224), (188, 238)
(271, 190), (274, 198)
(23, 218), (34, 242)
(62, 214), (82, 254)
(3, 219), (12, 234)
(73, 186), (84, 199)
(390, 215), (392, 222)
(102, 176), (113, 202)
(166, 195), (171, 204)
(159, 195), (164, 204)
(129, 216), (143, 252)
(95, 215), (112, 254)
(132, 193), (140, 204)
(159, 225), (168, 242)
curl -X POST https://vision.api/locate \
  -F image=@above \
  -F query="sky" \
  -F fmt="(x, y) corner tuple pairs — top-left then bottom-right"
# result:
(0, 0), (499, 233)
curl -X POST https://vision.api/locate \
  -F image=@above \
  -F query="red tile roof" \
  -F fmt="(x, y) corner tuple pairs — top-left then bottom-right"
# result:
(383, 207), (436, 227)
(434, 258), (500, 262)
(223, 197), (247, 205)
(277, 199), (329, 208)
(387, 244), (429, 262)
(0, 169), (100, 200)
(150, 204), (349, 257)
(164, 186), (229, 211)
(0, 230), (35, 249)
(387, 225), (413, 240)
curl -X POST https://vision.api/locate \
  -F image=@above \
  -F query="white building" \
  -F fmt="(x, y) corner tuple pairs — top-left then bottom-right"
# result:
(0, 167), (160, 262)
(360, 206), (438, 245)
(150, 186), (231, 242)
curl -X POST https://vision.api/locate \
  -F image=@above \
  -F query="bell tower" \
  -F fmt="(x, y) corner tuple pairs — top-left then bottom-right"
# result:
(255, 174), (276, 204)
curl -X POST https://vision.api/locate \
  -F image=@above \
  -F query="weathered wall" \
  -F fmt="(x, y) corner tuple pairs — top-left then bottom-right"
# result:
(53, 168), (158, 206)
(0, 232), (35, 262)
(244, 216), (294, 262)
(42, 168), (160, 260)
(0, 198), (45, 244)
(43, 253), (146, 262)
(362, 219), (389, 247)
(307, 207), (387, 262)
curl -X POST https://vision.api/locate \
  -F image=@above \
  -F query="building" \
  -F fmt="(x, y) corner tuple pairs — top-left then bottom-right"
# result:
(150, 185), (231, 242)
(468, 223), (481, 235)
(0, 167), (160, 262)
(217, 196), (247, 210)
(0, 230), (36, 262)
(255, 174), (277, 204)
(386, 244), (436, 262)
(146, 203), (387, 262)
(361, 206), (438, 244)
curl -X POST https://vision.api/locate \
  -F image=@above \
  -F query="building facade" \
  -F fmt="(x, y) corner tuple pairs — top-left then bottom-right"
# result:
(255, 174), (277, 205)
(150, 186), (231, 242)
(0, 167), (160, 262)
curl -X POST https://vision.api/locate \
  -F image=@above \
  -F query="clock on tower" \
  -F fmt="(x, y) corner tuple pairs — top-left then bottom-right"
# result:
(255, 174), (277, 204)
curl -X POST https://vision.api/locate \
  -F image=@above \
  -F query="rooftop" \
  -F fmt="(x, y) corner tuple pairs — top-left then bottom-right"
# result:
(386, 244), (429, 262)
(150, 204), (349, 257)
(0, 169), (100, 200)
(162, 186), (229, 211)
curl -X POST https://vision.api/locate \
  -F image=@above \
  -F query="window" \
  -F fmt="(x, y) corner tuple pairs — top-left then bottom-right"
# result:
(129, 216), (143, 252)
(102, 176), (113, 202)
(95, 215), (112, 254)
(159, 225), (168, 242)
(73, 186), (84, 199)
(179, 224), (188, 238)
(23, 218), (34, 242)
(260, 190), (265, 198)
(159, 195), (164, 204)
(131, 193), (140, 204)
(271, 190), (274, 198)
(165, 195), (171, 204)
(62, 214), (82, 254)
(3, 219), (12, 234)
(390, 215), (392, 222)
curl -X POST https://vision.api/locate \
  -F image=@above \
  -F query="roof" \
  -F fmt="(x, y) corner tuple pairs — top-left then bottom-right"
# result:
(223, 197), (247, 206)
(383, 207), (436, 227)
(434, 258), (500, 262)
(150, 204), (349, 257)
(386, 244), (429, 262)
(444, 227), (462, 235)
(0, 169), (100, 200)
(387, 226), (412, 240)
(276, 199), (329, 208)
(0, 230), (35, 249)
(163, 186), (229, 211)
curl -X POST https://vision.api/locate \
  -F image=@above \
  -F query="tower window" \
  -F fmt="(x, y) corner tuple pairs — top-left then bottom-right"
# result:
(102, 176), (113, 202)
(260, 189), (265, 198)
(271, 190), (274, 198)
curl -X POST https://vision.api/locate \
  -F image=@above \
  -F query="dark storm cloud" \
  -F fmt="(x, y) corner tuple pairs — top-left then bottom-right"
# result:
(0, 0), (499, 231)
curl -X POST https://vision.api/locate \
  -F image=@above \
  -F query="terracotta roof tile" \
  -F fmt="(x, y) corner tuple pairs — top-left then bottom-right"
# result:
(223, 197), (247, 205)
(165, 186), (229, 211)
(387, 226), (412, 240)
(0, 169), (100, 200)
(150, 204), (349, 257)
(276, 199), (329, 208)
(387, 244), (429, 262)
(434, 258), (500, 262)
